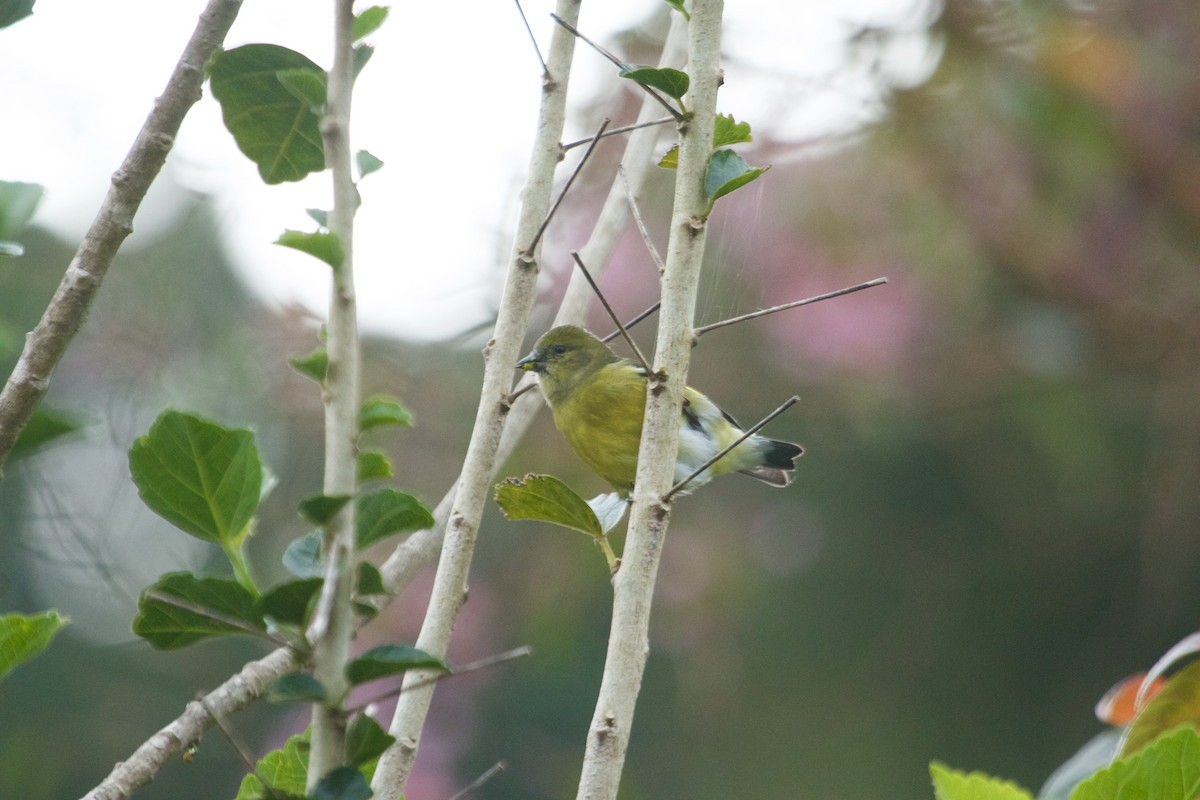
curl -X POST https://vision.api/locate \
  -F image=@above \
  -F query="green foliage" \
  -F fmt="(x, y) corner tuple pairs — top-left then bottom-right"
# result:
(258, 577), (324, 627)
(619, 66), (690, 101)
(235, 731), (310, 800)
(345, 643), (448, 686)
(345, 715), (395, 766)
(705, 149), (768, 214)
(928, 763), (1034, 800)
(128, 410), (263, 546)
(1075, 726), (1200, 800)
(290, 347), (329, 382)
(356, 562), (387, 596)
(1121, 660), (1200, 756)
(133, 573), (265, 649)
(276, 67), (327, 114)
(299, 494), (353, 526)
(357, 449), (393, 481)
(495, 474), (621, 570)
(0, 611), (68, 683)
(267, 672), (328, 703)
(713, 113), (753, 148)
(356, 489), (434, 549)
(311, 766), (372, 800)
(9, 407), (81, 461)
(283, 531), (325, 578)
(0, 179), (42, 256)
(359, 395), (412, 430)
(352, 6), (389, 41)
(356, 149), (384, 178)
(276, 229), (346, 270)
(0, 0), (34, 29)
(209, 44), (327, 184)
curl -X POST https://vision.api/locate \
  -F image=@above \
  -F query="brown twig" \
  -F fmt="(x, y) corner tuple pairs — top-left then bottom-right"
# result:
(562, 117), (675, 151)
(694, 277), (888, 336)
(512, 0), (547, 74)
(447, 761), (507, 800)
(570, 252), (652, 373)
(601, 301), (660, 344)
(526, 117), (611, 255)
(663, 395), (800, 502)
(619, 165), (666, 274)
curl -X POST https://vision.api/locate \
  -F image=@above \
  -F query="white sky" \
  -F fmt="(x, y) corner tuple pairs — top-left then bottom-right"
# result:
(0, 0), (939, 339)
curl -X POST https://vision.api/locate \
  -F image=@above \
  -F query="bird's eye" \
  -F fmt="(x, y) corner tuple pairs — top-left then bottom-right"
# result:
(551, 344), (567, 355)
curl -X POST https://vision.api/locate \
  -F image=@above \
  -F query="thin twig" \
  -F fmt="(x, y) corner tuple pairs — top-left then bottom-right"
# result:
(349, 646), (534, 713)
(550, 13), (683, 121)
(512, 0), (546, 74)
(144, 590), (290, 647)
(200, 698), (292, 800)
(600, 301), (660, 344)
(571, 252), (652, 373)
(663, 395), (800, 502)
(562, 117), (675, 151)
(447, 761), (507, 800)
(526, 117), (611, 256)
(694, 277), (888, 336)
(619, 165), (665, 273)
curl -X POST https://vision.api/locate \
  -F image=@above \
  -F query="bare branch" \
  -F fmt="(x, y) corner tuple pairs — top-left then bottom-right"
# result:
(570, 252), (652, 373)
(527, 116), (611, 255)
(511, 0), (547, 74)
(694, 277), (888, 336)
(562, 117), (675, 151)
(619, 165), (665, 273)
(601, 301), (661, 344)
(448, 762), (507, 800)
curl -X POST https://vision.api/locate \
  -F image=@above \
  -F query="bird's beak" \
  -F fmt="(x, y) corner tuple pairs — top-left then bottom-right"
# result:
(516, 350), (542, 372)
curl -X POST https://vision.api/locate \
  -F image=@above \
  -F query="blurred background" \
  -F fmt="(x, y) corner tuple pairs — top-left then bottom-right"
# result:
(2, 0), (1199, 798)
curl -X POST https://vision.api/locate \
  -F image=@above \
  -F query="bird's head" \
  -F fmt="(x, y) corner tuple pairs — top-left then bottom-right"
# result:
(516, 326), (616, 399)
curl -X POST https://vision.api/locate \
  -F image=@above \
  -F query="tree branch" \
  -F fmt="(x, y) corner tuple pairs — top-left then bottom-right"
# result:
(0, 0), (245, 476)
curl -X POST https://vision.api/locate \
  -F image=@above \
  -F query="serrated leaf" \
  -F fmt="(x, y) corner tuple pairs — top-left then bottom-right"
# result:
(0, 179), (43, 239)
(929, 762), (1034, 800)
(352, 6), (389, 40)
(346, 715), (395, 766)
(495, 474), (604, 539)
(235, 731), (310, 800)
(267, 672), (327, 703)
(275, 67), (327, 113)
(289, 348), (328, 382)
(359, 395), (412, 430)
(705, 149), (768, 210)
(356, 562), (387, 596)
(357, 489), (434, 549)
(276, 229), (345, 269)
(0, 611), (68, 683)
(306, 208), (329, 227)
(619, 66), (690, 100)
(0, 0), (35, 29)
(346, 644), (448, 686)
(209, 44), (327, 184)
(713, 113), (753, 147)
(356, 149), (384, 178)
(10, 407), (81, 461)
(299, 493), (353, 526)
(357, 450), (393, 482)
(258, 577), (324, 626)
(133, 572), (265, 649)
(128, 410), (263, 545)
(283, 531), (325, 578)
(1122, 660), (1200, 756)
(312, 766), (372, 800)
(1074, 726), (1200, 800)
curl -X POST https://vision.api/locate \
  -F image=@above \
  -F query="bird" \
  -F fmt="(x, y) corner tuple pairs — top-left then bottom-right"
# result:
(516, 325), (803, 495)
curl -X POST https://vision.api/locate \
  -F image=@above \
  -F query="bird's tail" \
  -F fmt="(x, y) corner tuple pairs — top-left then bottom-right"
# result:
(738, 438), (804, 487)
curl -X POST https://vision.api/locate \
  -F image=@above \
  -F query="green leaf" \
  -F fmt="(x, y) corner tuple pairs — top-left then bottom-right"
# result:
(275, 67), (327, 113)
(356, 149), (384, 178)
(276, 229), (345, 269)
(658, 145), (680, 170)
(235, 731), (310, 800)
(9, 407), (81, 461)
(133, 572), (265, 649)
(289, 347), (328, 382)
(0, 180), (43, 240)
(353, 44), (374, 77)
(929, 762), (1034, 800)
(357, 489), (434, 549)
(267, 672), (327, 703)
(299, 493), (353, 526)
(283, 531), (325, 578)
(345, 715), (395, 766)
(495, 474), (604, 539)
(0, 0), (35, 29)
(352, 5), (389, 40)
(1074, 726), (1200, 800)
(662, 0), (689, 18)
(312, 766), (372, 800)
(258, 577), (324, 626)
(705, 149), (769, 211)
(128, 410), (263, 545)
(359, 395), (413, 430)
(1122, 660), (1200, 756)
(346, 644), (448, 686)
(357, 450), (393, 482)
(209, 44), (326, 184)
(356, 562), (387, 596)
(713, 113), (753, 148)
(306, 208), (329, 227)
(619, 66), (690, 100)
(0, 611), (68, 683)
